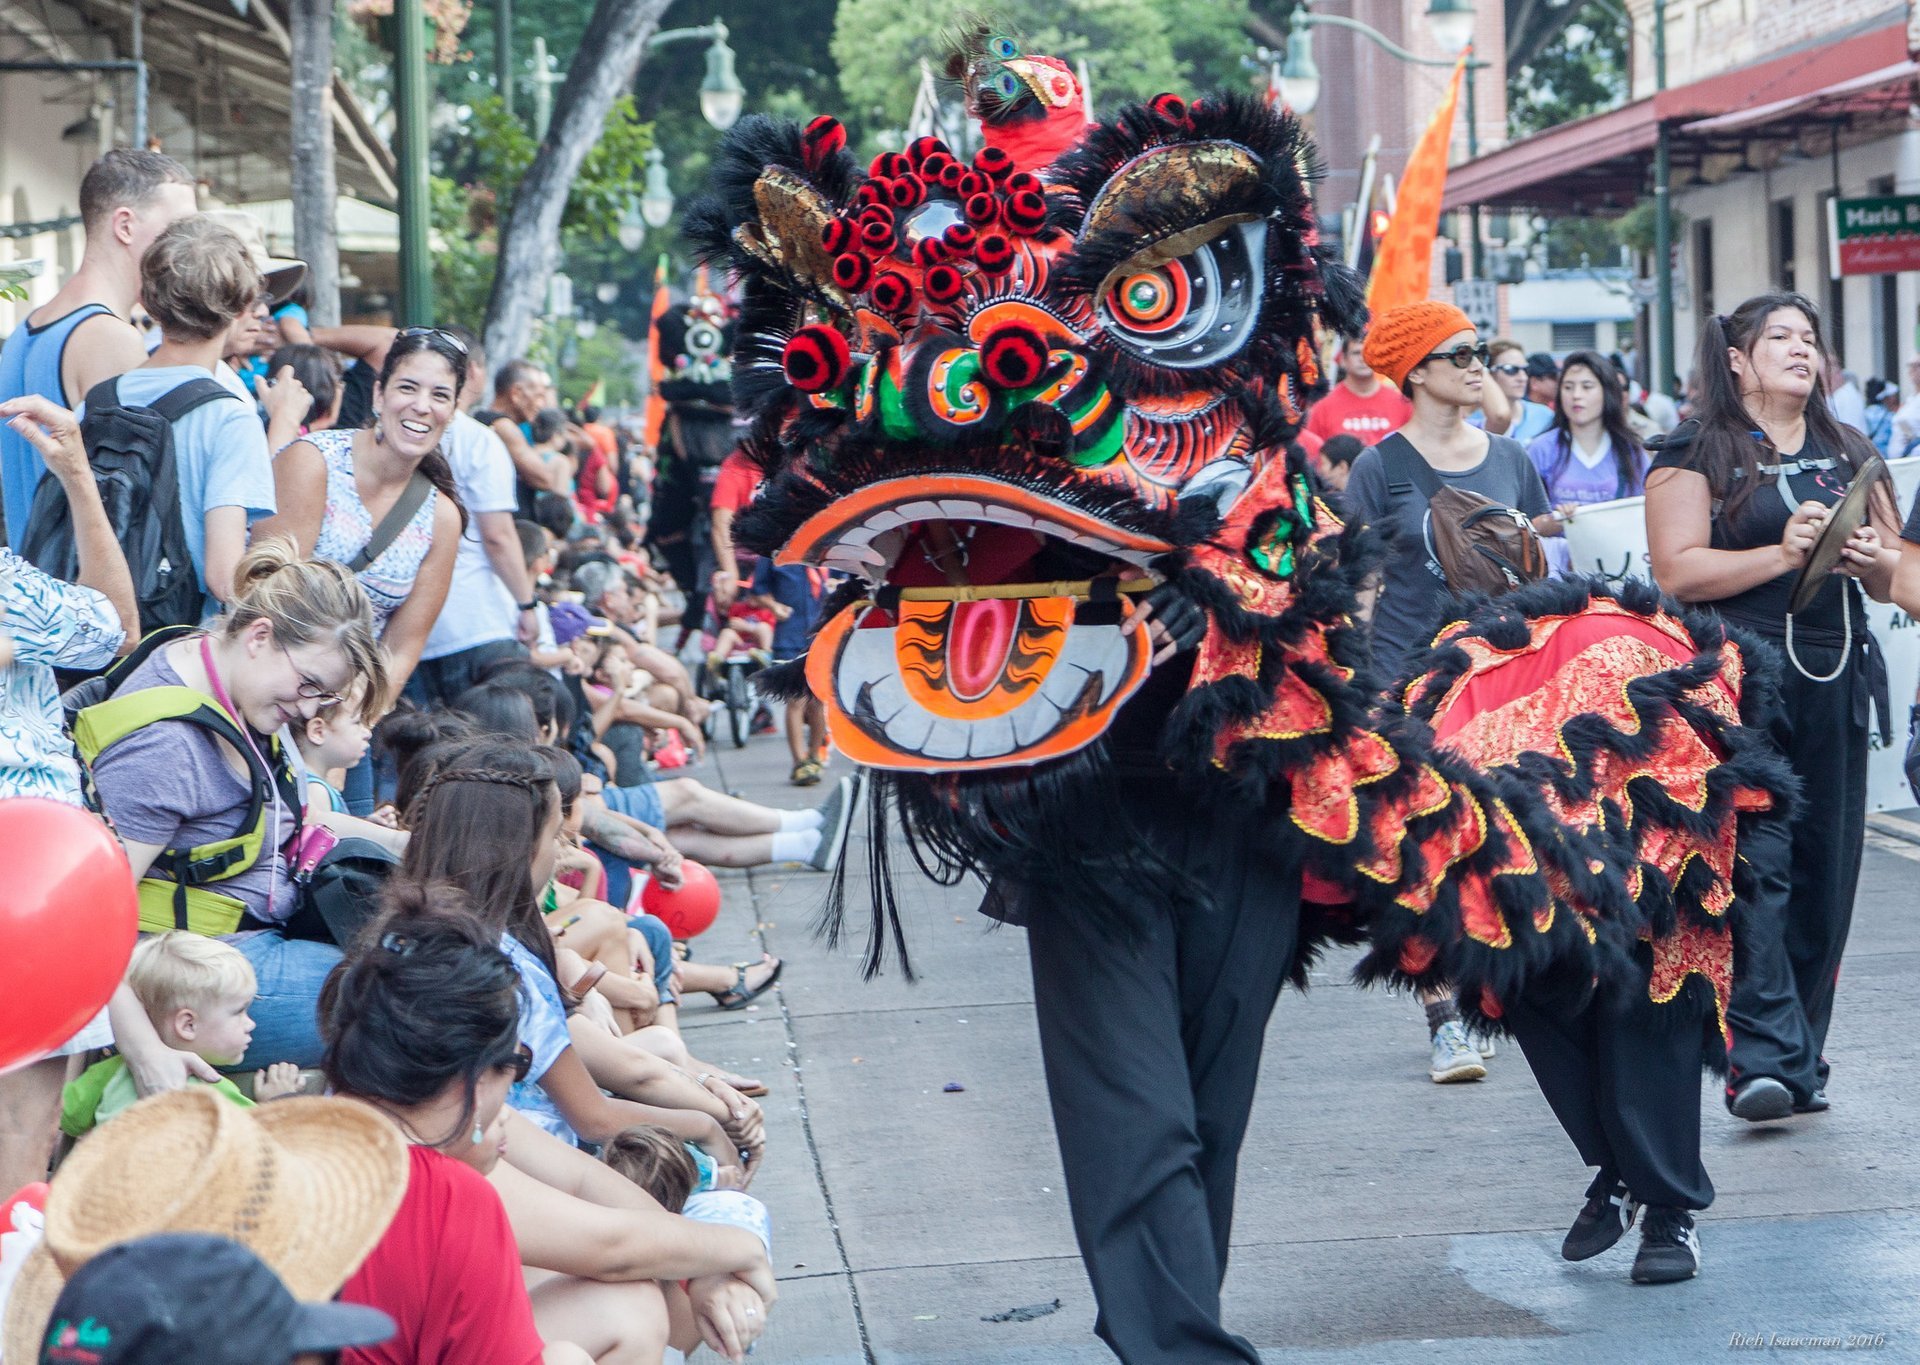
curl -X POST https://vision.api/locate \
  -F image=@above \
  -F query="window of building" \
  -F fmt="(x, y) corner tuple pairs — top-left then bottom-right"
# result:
(1551, 321), (1599, 351)
(1773, 199), (1796, 293)
(1693, 220), (1715, 324)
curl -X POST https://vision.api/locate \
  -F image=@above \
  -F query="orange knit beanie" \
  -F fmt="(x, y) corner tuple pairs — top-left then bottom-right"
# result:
(1362, 301), (1476, 391)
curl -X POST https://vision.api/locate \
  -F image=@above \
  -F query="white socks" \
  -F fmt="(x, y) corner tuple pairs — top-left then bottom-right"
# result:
(777, 808), (824, 832)
(771, 829), (821, 863)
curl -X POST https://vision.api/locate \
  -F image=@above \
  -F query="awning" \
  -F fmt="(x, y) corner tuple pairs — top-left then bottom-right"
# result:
(1442, 19), (1913, 213)
(1680, 60), (1918, 135)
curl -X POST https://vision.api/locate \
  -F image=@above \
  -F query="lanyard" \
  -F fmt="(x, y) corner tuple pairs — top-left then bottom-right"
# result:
(199, 636), (284, 919)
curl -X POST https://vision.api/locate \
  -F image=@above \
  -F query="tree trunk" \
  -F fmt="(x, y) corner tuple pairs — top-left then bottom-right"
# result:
(482, 0), (674, 364)
(289, 0), (341, 327)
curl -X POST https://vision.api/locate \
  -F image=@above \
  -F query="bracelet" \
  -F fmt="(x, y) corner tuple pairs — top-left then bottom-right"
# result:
(516, 599), (538, 612)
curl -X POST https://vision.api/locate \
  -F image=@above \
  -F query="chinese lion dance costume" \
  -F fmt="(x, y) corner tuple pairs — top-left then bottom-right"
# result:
(688, 31), (1792, 1357)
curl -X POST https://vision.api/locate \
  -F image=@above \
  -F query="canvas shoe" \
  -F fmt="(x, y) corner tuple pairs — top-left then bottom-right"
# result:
(1562, 1173), (1639, 1261)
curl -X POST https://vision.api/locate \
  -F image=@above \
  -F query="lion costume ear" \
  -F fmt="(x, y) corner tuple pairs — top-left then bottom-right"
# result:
(683, 114), (863, 309)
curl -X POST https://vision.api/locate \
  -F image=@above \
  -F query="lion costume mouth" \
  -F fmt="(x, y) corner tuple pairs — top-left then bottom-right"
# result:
(781, 473), (1165, 770)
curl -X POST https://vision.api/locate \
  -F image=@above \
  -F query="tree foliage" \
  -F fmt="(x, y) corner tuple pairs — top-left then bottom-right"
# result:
(831, 0), (1257, 135)
(1506, 0), (1627, 139)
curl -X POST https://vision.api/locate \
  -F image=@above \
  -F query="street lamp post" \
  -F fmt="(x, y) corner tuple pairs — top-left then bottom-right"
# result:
(393, 0), (434, 324)
(1276, 1), (1492, 277)
(647, 19), (747, 132)
(1652, 0), (1674, 400)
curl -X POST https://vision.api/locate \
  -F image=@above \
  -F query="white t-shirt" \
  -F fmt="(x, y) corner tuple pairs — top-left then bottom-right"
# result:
(423, 410), (520, 658)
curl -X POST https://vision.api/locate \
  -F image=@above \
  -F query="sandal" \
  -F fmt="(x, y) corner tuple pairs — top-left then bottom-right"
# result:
(712, 957), (783, 1011)
(790, 758), (823, 786)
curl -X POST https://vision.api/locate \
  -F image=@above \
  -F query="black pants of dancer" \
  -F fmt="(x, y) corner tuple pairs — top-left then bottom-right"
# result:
(1506, 994), (1714, 1211)
(1017, 791), (1301, 1365)
(1727, 642), (1867, 1104)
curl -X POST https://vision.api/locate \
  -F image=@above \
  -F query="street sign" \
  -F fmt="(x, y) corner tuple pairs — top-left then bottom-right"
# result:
(1827, 194), (1920, 277)
(1453, 279), (1498, 335)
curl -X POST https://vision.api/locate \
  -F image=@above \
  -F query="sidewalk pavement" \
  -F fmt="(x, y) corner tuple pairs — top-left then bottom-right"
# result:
(671, 732), (1920, 1364)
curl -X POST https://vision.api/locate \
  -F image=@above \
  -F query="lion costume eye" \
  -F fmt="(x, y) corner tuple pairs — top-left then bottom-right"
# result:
(1096, 220), (1267, 369)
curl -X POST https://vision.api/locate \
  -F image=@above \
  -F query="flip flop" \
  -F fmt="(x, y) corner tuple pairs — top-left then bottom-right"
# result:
(713, 956), (783, 1011)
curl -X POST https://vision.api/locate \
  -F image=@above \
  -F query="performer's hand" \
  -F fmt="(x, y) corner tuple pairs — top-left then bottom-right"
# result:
(1779, 501), (1829, 571)
(1133, 584), (1206, 663)
(1836, 523), (1883, 577)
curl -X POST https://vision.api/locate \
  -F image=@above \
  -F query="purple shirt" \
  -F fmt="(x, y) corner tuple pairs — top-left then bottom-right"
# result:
(1526, 431), (1647, 574)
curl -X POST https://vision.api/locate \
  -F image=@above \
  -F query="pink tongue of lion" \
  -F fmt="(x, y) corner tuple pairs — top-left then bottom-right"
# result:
(947, 598), (1020, 699)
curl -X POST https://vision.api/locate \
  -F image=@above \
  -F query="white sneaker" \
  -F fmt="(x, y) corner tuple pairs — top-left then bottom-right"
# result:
(1430, 1020), (1488, 1083)
(1476, 1031), (1497, 1059)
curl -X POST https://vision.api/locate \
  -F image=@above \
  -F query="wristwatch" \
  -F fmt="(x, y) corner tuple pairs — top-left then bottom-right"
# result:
(516, 599), (538, 612)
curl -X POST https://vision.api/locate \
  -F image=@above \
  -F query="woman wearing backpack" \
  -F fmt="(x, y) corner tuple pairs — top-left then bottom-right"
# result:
(258, 329), (467, 703)
(84, 539), (390, 1070)
(1525, 350), (1650, 575)
(1647, 292), (1899, 1127)
(1340, 300), (1553, 1088)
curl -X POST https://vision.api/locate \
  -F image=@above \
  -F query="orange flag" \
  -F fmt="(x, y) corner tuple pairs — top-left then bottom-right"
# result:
(642, 254), (671, 447)
(1366, 55), (1466, 316)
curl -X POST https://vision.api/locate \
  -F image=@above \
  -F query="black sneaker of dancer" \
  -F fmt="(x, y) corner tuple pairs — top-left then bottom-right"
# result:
(1793, 1089), (1831, 1113)
(1728, 1075), (1793, 1122)
(1562, 1171), (1639, 1261)
(1630, 1206), (1701, 1284)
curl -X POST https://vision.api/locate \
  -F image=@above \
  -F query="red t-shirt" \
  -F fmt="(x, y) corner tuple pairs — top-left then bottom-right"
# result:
(340, 1146), (545, 1365)
(1304, 382), (1411, 446)
(709, 451), (762, 515)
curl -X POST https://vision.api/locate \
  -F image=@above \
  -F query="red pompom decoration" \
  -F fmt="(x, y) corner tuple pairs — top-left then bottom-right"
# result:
(802, 116), (848, 169)
(978, 323), (1050, 390)
(887, 174), (926, 209)
(936, 161), (966, 190)
(974, 233), (1015, 274)
(855, 181), (885, 209)
(907, 135), (946, 166)
(858, 215), (896, 252)
(942, 223), (978, 254)
(782, 324), (854, 393)
(869, 151), (910, 179)
(831, 252), (873, 291)
(963, 192), (1000, 228)
(973, 146), (1015, 181)
(869, 269), (915, 314)
(923, 263), (966, 304)
(957, 170), (990, 200)
(1005, 172), (1042, 196)
(1003, 189), (1048, 235)
(911, 237), (950, 267)
(1149, 93), (1189, 124)
(920, 151), (956, 181)
(821, 218), (854, 255)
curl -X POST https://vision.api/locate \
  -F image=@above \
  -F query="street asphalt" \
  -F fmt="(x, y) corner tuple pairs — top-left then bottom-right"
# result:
(669, 729), (1920, 1364)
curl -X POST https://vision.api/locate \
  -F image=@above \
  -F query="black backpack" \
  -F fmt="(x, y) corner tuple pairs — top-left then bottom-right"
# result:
(283, 836), (401, 947)
(19, 375), (237, 629)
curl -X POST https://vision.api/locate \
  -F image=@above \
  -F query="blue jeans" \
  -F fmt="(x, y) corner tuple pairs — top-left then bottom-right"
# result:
(594, 782), (670, 907)
(231, 930), (342, 1068)
(629, 913), (676, 1002)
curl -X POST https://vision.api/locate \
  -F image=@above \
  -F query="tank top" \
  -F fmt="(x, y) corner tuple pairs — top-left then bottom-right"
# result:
(306, 428), (439, 635)
(0, 302), (111, 547)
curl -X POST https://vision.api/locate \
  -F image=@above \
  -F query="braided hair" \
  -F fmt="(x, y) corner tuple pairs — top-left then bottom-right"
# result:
(398, 742), (563, 987)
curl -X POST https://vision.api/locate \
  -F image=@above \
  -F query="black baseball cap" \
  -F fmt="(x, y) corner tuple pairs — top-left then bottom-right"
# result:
(36, 1234), (394, 1365)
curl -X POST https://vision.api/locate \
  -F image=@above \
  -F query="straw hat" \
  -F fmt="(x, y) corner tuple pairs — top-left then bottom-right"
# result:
(3, 1089), (407, 1363)
(199, 208), (308, 307)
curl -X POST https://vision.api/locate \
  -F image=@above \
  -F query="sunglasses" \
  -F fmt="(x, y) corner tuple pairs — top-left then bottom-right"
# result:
(399, 326), (470, 357)
(1490, 363), (1527, 376)
(508, 1042), (533, 1083)
(1424, 343), (1492, 370)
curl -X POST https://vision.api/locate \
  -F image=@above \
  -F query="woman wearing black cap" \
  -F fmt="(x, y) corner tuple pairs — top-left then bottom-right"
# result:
(1645, 291), (1899, 1125)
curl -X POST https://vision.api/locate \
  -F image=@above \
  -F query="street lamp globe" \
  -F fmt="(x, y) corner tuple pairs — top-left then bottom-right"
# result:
(699, 19), (746, 131)
(617, 199), (647, 252)
(1277, 14), (1321, 114)
(640, 147), (675, 229)
(1424, 0), (1477, 56)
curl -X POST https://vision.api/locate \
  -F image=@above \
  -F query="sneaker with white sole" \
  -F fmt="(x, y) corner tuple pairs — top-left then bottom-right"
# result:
(1475, 1031), (1497, 1059)
(1562, 1172), (1639, 1261)
(1630, 1206), (1700, 1284)
(1430, 1020), (1487, 1083)
(808, 772), (864, 871)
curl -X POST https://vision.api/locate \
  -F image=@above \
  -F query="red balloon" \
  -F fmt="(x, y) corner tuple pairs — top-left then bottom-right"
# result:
(0, 799), (138, 1074)
(639, 860), (722, 939)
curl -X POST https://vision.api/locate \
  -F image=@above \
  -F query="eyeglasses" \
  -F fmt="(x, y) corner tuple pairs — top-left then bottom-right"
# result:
(278, 640), (345, 706)
(399, 326), (470, 357)
(1424, 344), (1492, 370)
(1490, 363), (1527, 376)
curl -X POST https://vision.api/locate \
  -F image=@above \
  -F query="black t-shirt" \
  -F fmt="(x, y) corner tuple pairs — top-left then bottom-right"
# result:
(1649, 432), (1850, 637)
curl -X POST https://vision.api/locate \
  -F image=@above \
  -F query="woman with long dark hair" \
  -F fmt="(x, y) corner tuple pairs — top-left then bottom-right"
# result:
(1526, 350), (1649, 575)
(1646, 291), (1898, 1127)
(259, 328), (470, 815)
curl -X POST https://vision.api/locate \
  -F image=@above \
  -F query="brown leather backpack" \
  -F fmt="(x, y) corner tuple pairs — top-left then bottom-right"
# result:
(1379, 433), (1548, 595)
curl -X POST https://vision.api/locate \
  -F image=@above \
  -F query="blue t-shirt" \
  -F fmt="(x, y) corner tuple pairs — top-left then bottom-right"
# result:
(86, 367), (276, 606)
(750, 559), (830, 658)
(1469, 397), (1555, 444)
(499, 931), (579, 1146)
